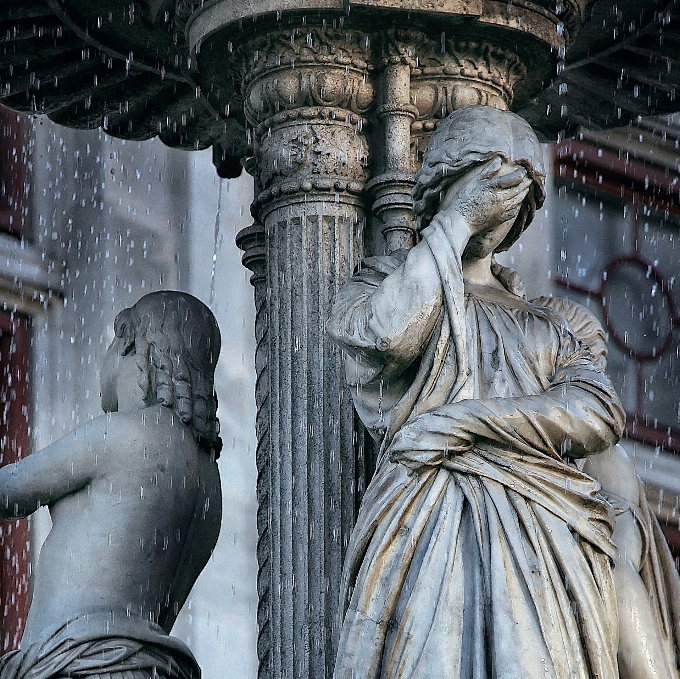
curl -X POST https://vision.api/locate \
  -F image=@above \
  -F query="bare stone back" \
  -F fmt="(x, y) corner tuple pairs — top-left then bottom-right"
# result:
(0, 291), (223, 672)
(5, 404), (221, 646)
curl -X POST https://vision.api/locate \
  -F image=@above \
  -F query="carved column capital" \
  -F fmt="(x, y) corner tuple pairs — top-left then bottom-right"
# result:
(410, 39), (527, 115)
(394, 35), (529, 170)
(378, 29), (420, 70)
(240, 28), (375, 124)
(236, 28), (376, 220)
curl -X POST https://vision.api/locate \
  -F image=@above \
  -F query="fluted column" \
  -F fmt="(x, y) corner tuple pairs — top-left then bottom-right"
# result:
(236, 27), (375, 679)
(364, 31), (527, 256)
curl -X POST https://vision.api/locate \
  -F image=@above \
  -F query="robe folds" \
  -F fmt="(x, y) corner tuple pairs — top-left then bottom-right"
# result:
(328, 219), (626, 679)
(0, 611), (199, 679)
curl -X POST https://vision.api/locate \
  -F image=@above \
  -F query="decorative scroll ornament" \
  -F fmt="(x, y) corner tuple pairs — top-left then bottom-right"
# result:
(241, 28), (375, 126)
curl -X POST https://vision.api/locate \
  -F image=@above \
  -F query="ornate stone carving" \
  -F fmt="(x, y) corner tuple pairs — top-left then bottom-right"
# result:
(238, 28), (374, 217)
(236, 26), (375, 679)
(235, 220), (271, 679)
(330, 105), (624, 679)
(242, 29), (375, 125)
(251, 108), (369, 215)
(412, 41), (526, 113)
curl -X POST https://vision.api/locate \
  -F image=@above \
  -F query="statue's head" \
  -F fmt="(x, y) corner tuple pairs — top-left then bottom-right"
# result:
(412, 105), (546, 252)
(102, 291), (222, 456)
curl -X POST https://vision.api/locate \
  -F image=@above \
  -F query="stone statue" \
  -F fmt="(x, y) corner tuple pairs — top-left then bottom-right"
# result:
(540, 295), (680, 679)
(0, 291), (222, 679)
(329, 105), (636, 679)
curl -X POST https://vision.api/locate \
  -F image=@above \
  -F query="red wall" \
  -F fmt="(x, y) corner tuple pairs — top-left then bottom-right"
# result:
(0, 312), (30, 652)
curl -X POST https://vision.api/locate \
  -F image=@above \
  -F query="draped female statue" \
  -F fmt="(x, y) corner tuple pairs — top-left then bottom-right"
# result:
(328, 106), (627, 679)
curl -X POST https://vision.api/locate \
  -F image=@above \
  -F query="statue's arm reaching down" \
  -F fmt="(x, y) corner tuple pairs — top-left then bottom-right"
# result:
(389, 335), (626, 469)
(0, 414), (114, 518)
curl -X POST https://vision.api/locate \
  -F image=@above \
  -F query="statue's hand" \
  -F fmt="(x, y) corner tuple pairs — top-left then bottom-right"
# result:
(439, 158), (532, 237)
(388, 407), (475, 472)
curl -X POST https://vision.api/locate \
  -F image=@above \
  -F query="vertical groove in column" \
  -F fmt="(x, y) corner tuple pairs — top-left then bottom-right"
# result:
(307, 211), (324, 679)
(261, 201), (364, 679)
(278, 214), (295, 679)
(323, 211), (340, 679)
(267, 218), (283, 679)
(291, 212), (310, 679)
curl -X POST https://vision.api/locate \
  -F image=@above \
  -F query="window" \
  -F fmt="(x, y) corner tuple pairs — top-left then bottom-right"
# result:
(554, 122), (680, 453)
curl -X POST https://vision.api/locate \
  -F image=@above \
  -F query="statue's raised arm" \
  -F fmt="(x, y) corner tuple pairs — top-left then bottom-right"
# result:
(330, 106), (629, 679)
(328, 114), (540, 449)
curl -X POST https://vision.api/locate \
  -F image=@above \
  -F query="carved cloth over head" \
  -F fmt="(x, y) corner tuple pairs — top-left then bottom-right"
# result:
(0, 612), (199, 679)
(412, 105), (546, 251)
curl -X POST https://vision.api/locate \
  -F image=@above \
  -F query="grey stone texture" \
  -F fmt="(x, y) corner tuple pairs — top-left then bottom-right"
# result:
(0, 291), (223, 679)
(0, 3), (677, 679)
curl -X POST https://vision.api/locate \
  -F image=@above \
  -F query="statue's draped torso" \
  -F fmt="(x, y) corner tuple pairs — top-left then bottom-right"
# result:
(329, 220), (625, 679)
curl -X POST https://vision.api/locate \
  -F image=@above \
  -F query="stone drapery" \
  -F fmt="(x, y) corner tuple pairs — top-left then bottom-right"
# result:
(328, 215), (626, 679)
(0, 612), (198, 679)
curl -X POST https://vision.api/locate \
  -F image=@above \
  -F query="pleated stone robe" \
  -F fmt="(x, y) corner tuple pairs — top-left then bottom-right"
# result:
(329, 217), (625, 679)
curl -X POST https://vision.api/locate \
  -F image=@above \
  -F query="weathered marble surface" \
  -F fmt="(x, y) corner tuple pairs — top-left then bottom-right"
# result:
(0, 291), (222, 679)
(329, 106), (680, 678)
(543, 294), (680, 679)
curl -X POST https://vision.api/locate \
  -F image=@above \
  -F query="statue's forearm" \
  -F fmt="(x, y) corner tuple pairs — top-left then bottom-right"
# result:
(467, 372), (625, 458)
(0, 418), (103, 517)
(328, 206), (475, 386)
(0, 462), (47, 518)
(389, 364), (625, 465)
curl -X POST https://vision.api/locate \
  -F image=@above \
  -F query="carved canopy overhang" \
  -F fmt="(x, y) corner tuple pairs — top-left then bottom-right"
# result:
(519, 0), (680, 139)
(0, 0), (676, 161)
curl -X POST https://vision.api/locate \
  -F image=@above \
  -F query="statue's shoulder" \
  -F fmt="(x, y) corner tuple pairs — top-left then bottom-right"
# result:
(332, 250), (408, 313)
(351, 250), (409, 286)
(531, 295), (604, 335)
(531, 295), (607, 368)
(101, 406), (200, 459)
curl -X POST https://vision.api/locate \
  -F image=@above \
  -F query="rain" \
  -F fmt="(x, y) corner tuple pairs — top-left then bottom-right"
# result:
(0, 1), (678, 678)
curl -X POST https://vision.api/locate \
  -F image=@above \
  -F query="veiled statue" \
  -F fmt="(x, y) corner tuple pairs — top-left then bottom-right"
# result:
(329, 106), (680, 679)
(0, 291), (222, 679)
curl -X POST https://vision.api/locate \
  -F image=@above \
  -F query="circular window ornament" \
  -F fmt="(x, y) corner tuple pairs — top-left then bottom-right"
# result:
(601, 256), (675, 361)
